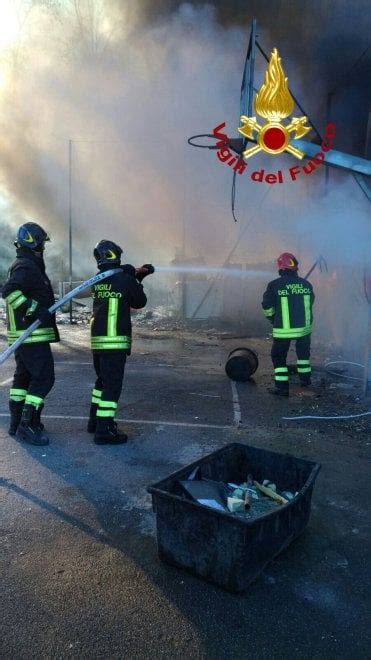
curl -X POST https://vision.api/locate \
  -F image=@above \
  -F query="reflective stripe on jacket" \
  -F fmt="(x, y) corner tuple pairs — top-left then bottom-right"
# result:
(2, 250), (59, 346)
(90, 267), (147, 352)
(262, 272), (315, 339)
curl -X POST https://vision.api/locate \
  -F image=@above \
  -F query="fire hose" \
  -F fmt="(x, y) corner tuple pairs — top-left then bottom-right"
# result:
(0, 268), (123, 366)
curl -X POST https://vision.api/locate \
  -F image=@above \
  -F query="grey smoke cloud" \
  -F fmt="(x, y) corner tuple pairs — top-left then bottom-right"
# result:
(0, 2), (247, 274)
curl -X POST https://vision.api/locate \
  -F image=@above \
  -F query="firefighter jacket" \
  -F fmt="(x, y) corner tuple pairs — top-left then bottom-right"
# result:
(2, 249), (60, 346)
(262, 271), (315, 339)
(90, 266), (147, 352)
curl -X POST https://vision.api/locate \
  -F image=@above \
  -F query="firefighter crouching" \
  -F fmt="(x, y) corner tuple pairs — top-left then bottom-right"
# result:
(88, 240), (153, 445)
(2, 223), (59, 445)
(262, 252), (315, 396)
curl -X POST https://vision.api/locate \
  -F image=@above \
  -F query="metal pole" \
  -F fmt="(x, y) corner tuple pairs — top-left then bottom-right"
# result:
(181, 208), (186, 319)
(325, 94), (332, 185)
(363, 302), (371, 401)
(233, 18), (257, 223)
(365, 107), (371, 159)
(68, 139), (73, 324)
(304, 257), (322, 280)
(181, 153), (187, 318)
(247, 18), (257, 118)
(363, 272), (371, 399)
(364, 303), (371, 399)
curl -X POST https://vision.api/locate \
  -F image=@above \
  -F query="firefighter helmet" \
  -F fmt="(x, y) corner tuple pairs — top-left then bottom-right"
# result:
(15, 222), (50, 250)
(277, 252), (298, 271)
(94, 240), (123, 267)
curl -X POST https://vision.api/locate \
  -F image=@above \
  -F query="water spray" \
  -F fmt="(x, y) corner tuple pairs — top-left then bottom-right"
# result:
(154, 266), (273, 278)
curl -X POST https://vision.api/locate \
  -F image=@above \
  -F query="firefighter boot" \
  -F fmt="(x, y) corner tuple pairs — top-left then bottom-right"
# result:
(268, 382), (289, 397)
(94, 418), (128, 445)
(17, 404), (50, 446)
(34, 403), (45, 431)
(8, 400), (24, 436)
(33, 403), (50, 444)
(87, 403), (98, 433)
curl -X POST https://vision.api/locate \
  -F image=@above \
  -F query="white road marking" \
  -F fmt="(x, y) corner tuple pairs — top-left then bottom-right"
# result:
(0, 377), (12, 386)
(230, 380), (242, 426)
(190, 393), (222, 398)
(0, 412), (231, 430)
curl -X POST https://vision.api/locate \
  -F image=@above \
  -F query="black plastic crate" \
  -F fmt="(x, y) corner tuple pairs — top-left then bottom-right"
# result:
(147, 443), (321, 593)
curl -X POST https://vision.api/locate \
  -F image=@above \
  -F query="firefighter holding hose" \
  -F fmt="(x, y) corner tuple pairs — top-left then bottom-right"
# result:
(87, 240), (154, 444)
(262, 252), (315, 396)
(2, 222), (59, 445)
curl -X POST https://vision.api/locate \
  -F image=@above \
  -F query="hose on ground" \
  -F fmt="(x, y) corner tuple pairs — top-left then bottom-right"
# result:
(324, 360), (364, 381)
(282, 411), (371, 421)
(283, 360), (367, 420)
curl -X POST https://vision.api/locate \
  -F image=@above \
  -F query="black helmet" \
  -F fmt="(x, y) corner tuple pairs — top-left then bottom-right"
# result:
(15, 222), (50, 251)
(94, 240), (123, 267)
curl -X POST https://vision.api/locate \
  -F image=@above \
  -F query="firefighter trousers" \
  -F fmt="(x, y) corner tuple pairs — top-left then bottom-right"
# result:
(10, 343), (55, 408)
(271, 335), (311, 390)
(92, 352), (127, 419)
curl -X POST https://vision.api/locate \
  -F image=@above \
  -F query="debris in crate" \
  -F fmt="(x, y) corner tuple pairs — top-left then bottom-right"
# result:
(227, 497), (245, 513)
(231, 487), (245, 499)
(263, 479), (277, 491)
(282, 490), (296, 501)
(187, 466), (200, 481)
(179, 480), (226, 512)
(148, 443), (321, 592)
(179, 472), (296, 519)
(253, 481), (289, 505)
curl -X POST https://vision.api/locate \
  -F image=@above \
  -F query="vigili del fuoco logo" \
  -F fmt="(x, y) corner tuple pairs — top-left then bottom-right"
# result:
(211, 48), (336, 184)
(238, 48), (311, 159)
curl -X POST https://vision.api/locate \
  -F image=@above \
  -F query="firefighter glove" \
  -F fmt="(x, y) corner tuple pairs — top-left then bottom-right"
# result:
(136, 264), (155, 282)
(36, 307), (53, 324)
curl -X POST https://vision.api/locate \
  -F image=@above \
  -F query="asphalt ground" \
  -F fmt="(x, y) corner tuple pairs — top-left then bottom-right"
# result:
(0, 326), (370, 659)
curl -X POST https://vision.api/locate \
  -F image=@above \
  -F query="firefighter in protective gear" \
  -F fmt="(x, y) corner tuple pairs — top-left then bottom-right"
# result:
(88, 240), (151, 444)
(262, 252), (315, 396)
(2, 222), (59, 444)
